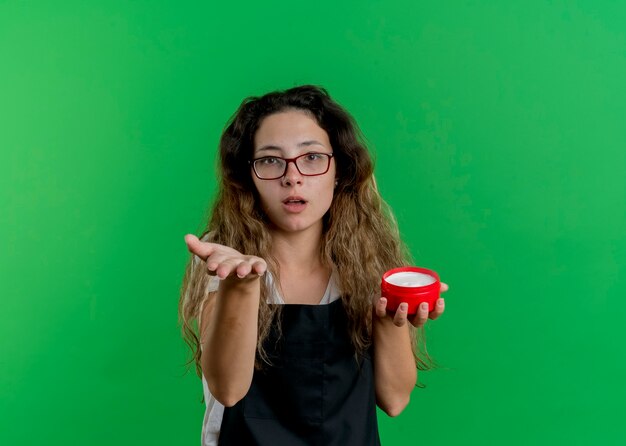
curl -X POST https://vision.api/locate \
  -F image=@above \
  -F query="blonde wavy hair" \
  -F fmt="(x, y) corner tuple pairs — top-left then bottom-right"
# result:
(179, 85), (433, 376)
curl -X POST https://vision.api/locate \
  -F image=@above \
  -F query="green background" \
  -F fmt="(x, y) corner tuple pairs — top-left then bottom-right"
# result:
(2, 1), (625, 444)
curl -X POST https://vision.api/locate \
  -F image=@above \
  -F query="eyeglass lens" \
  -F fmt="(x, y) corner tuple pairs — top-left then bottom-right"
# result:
(254, 153), (331, 179)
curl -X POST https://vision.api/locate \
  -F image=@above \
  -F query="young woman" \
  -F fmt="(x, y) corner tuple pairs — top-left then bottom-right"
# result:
(179, 85), (447, 445)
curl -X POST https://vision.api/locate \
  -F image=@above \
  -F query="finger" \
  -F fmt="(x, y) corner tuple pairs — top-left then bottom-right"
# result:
(375, 297), (388, 318)
(184, 234), (218, 260)
(250, 259), (268, 276)
(392, 303), (409, 327)
(429, 298), (445, 320)
(410, 302), (430, 328)
(215, 259), (245, 279)
(205, 253), (238, 272)
(205, 253), (228, 273)
(440, 282), (449, 293)
(235, 261), (253, 279)
(206, 259), (219, 274)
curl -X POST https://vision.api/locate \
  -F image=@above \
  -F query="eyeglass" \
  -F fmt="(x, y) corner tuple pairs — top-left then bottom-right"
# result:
(250, 152), (334, 180)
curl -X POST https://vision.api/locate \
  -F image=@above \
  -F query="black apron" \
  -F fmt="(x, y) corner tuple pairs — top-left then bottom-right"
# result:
(218, 298), (381, 446)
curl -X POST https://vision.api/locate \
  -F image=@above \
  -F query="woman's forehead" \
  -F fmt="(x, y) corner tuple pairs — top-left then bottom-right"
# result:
(253, 110), (330, 153)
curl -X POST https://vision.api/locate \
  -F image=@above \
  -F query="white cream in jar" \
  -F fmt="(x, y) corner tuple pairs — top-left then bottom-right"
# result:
(384, 271), (436, 287)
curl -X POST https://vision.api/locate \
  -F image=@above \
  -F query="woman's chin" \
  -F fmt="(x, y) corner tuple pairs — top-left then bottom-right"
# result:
(270, 218), (323, 236)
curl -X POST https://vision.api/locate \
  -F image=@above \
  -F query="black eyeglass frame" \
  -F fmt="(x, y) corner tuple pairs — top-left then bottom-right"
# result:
(249, 152), (335, 180)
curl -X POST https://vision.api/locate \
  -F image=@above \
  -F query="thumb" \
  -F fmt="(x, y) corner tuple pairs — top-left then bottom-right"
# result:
(184, 234), (202, 255)
(184, 234), (218, 261)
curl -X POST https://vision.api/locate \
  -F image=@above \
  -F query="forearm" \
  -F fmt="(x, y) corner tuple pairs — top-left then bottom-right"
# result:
(372, 316), (417, 417)
(202, 276), (261, 406)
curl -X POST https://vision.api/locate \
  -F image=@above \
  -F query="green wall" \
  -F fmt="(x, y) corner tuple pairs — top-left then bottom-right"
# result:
(2, 1), (625, 444)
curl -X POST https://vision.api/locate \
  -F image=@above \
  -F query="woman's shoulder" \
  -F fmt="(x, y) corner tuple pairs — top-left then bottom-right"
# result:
(207, 271), (342, 305)
(205, 273), (283, 304)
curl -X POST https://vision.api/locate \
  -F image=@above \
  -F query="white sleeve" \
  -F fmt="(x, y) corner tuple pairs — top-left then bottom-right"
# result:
(207, 275), (220, 293)
(198, 276), (220, 333)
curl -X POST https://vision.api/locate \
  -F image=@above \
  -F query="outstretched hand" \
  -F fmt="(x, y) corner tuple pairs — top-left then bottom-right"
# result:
(374, 282), (448, 328)
(184, 234), (267, 280)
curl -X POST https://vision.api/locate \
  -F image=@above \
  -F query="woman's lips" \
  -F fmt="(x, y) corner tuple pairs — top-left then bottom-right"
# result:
(282, 196), (307, 213)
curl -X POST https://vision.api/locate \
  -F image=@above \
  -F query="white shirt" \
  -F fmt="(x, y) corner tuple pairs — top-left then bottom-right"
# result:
(199, 272), (341, 446)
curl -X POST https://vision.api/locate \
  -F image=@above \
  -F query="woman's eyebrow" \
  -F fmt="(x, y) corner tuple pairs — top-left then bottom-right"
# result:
(298, 140), (326, 148)
(256, 145), (283, 153)
(256, 140), (327, 153)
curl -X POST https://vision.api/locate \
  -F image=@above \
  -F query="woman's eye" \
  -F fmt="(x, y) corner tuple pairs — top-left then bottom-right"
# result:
(305, 153), (322, 161)
(260, 157), (279, 165)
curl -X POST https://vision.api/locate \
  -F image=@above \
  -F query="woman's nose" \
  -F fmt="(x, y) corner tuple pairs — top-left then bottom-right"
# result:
(281, 160), (303, 186)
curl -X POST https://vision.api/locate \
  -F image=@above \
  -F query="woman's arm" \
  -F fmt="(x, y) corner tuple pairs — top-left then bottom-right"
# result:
(372, 302), (417, 417)
(372, 289), (447, 417)
(200, 275), (261, 407)
(185, 234), (267, 407)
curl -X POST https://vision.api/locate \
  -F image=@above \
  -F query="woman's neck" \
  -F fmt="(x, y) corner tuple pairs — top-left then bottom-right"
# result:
(270, 228), (325, 274)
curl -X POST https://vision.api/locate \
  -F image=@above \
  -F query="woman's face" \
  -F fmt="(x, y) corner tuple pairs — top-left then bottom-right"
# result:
(251, 109), (336, 237)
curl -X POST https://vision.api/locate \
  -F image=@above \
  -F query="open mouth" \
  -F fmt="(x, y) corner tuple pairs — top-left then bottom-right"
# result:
(283, 196), (307, 205)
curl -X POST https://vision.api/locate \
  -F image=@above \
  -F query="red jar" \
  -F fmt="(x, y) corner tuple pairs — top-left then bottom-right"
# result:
(381, 266), (441, 315)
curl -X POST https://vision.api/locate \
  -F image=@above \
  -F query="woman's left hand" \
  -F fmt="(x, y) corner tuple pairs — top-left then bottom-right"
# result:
(374, 282), (448, 328)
